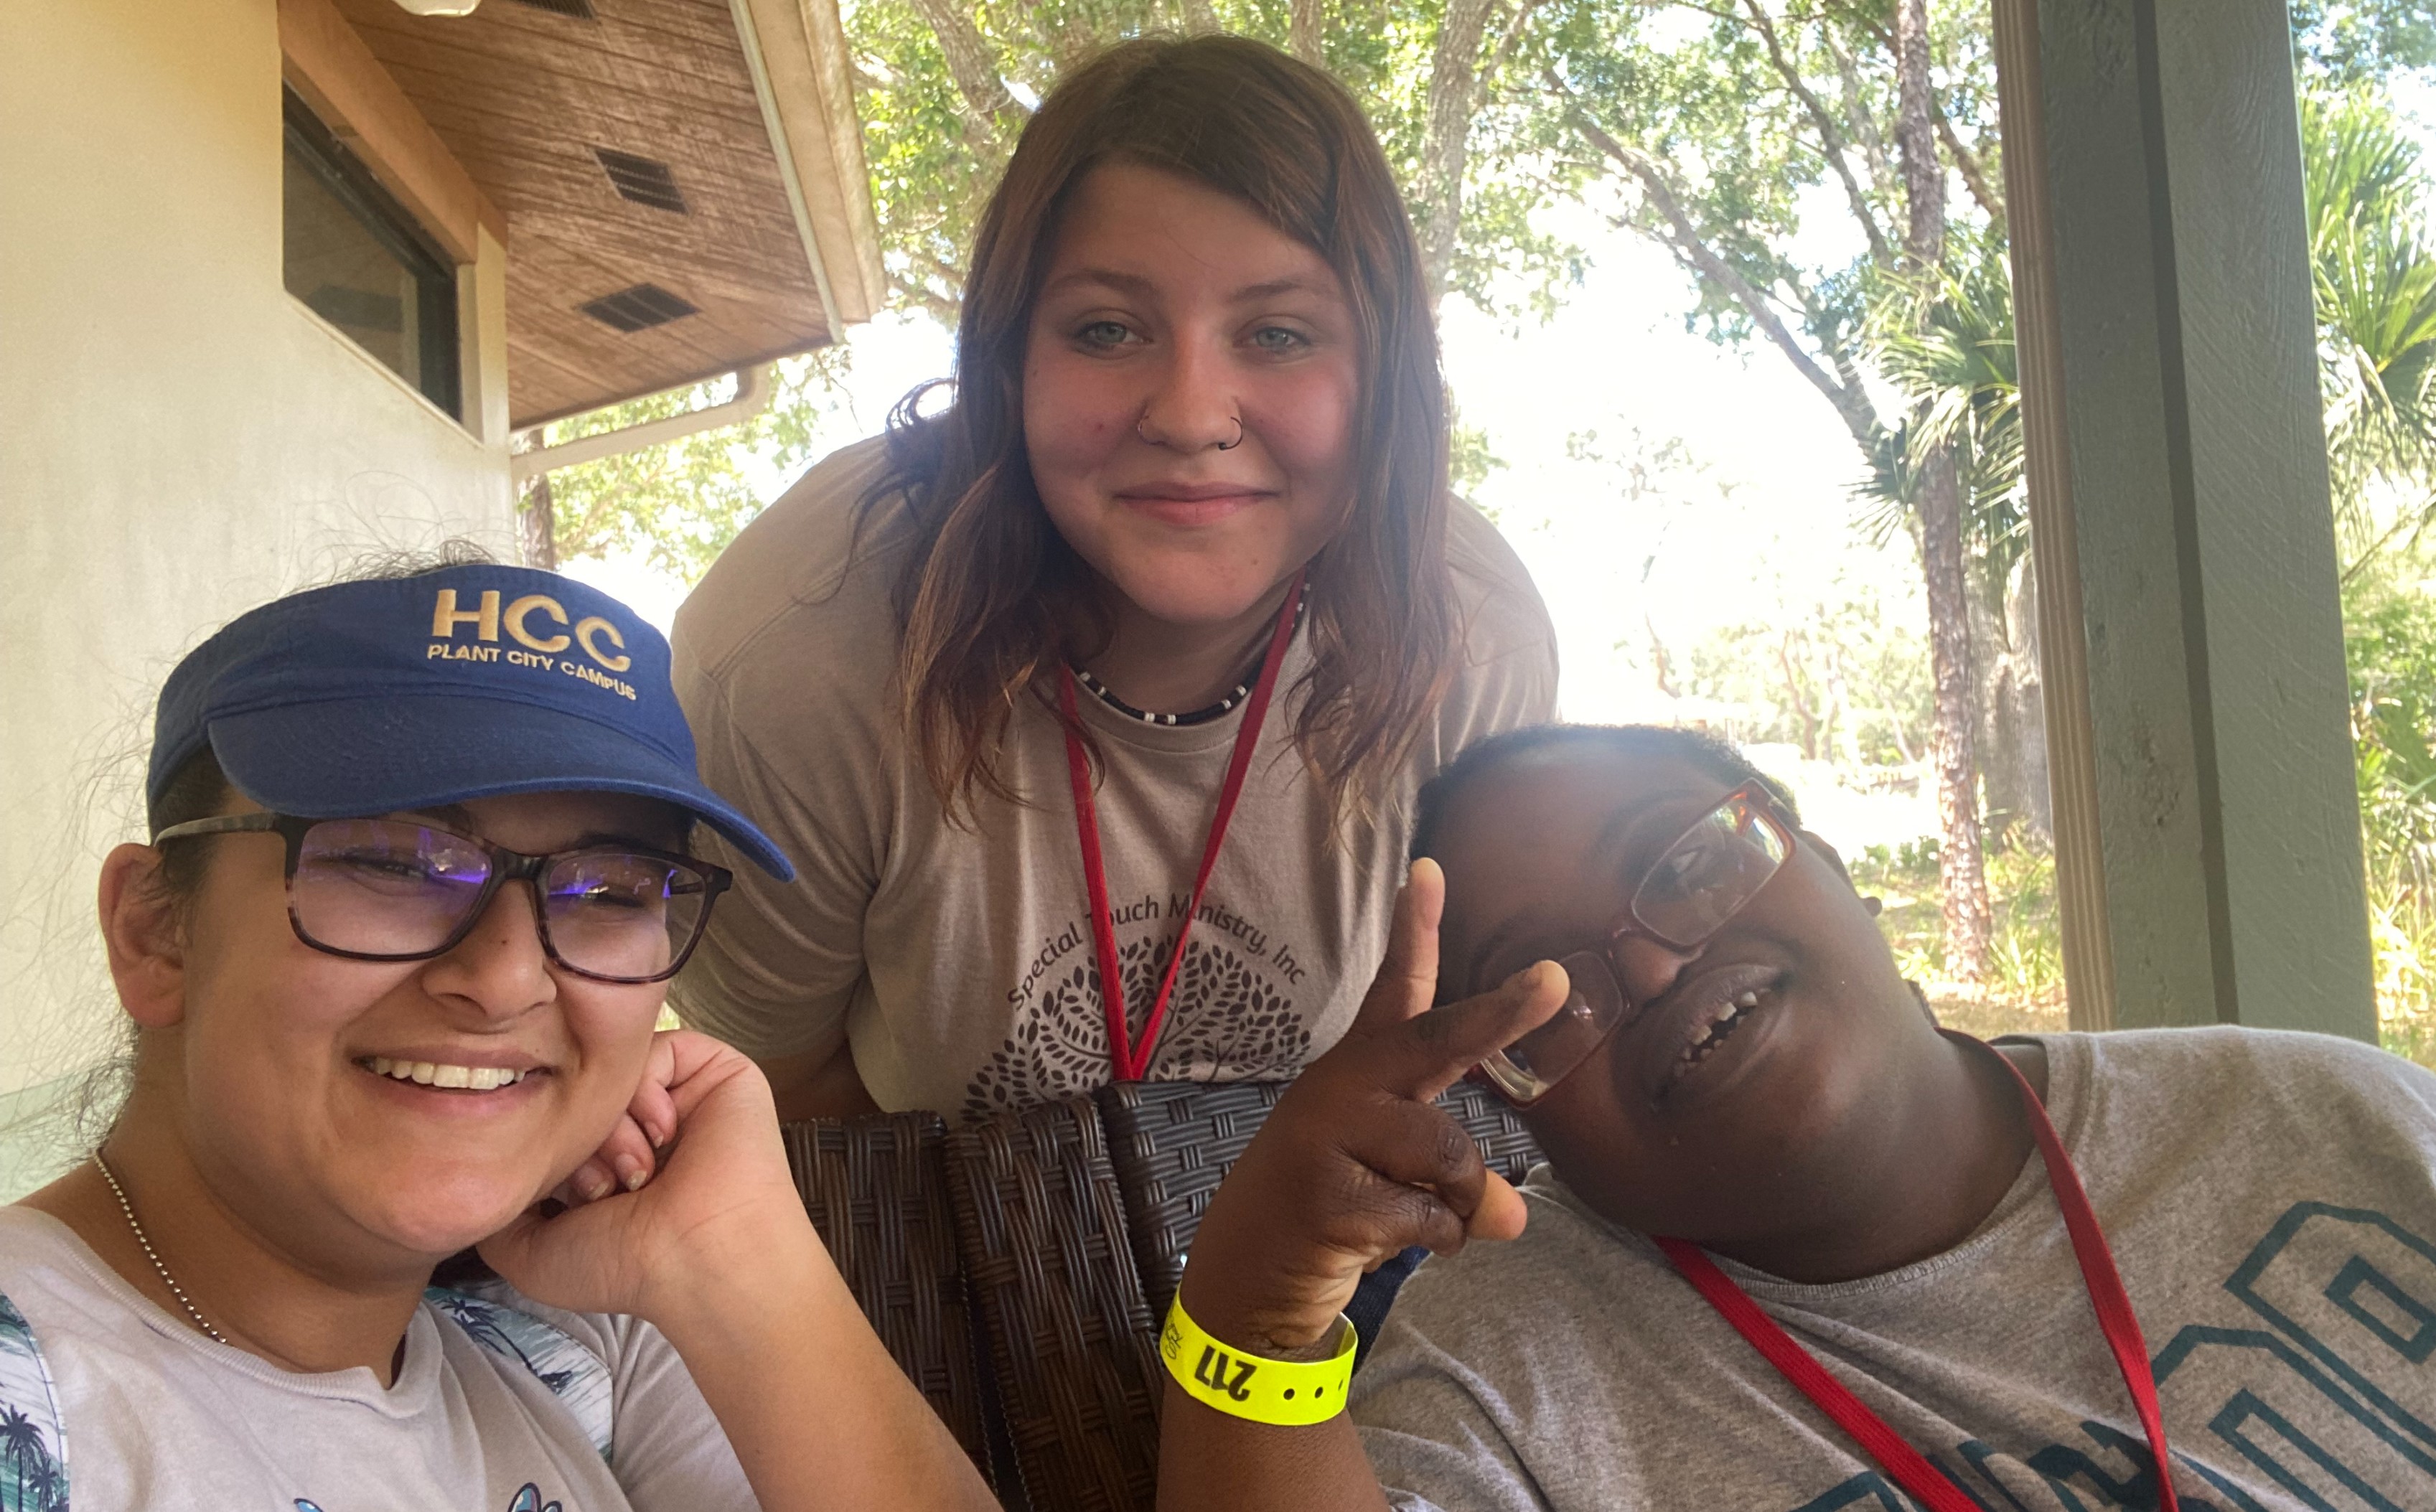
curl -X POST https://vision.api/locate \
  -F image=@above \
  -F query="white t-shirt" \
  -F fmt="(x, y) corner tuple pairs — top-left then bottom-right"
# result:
(670, 436), (1559, 1119)
(0, 1206), (754, 1512)
(1354, 1027), (2436, 1511)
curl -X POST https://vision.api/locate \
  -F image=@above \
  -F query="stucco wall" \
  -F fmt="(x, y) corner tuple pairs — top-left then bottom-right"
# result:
(0, 0), (515, 1184)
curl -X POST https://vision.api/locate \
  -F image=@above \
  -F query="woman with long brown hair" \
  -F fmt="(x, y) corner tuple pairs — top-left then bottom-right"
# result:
(670, 34), (1556, 1122)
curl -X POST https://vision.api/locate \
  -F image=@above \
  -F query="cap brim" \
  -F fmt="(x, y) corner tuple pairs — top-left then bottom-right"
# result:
(205, 694), (796, 881)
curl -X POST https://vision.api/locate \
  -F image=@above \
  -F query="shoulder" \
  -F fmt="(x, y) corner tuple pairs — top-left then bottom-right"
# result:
(1419, 501), (1558, 759)
(1443, 498), (1554, 665)
(673, 434), (911, 778)
(426, 1281), (624, 1459)
(673, 433), (909, 695)
(2055, 1024), (2435, 1107)
(2038, 1025), (2436, 1164)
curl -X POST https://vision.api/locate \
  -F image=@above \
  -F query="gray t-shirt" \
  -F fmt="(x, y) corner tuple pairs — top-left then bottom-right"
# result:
(670, 436), (1558, 1119)
(0, 1206), (754, 1511)
(1354, 1028), (2436, 1511)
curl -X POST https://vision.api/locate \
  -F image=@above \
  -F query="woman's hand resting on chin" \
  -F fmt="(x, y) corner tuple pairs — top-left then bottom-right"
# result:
(479, 1030), (810, 1330)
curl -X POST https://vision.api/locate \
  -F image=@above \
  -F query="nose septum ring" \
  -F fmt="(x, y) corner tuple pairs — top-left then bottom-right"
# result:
(1136, 413), (1245, 451)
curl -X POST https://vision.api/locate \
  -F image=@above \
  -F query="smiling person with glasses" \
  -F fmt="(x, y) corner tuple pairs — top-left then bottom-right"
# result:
(1157, 723), (2436, 1512)
(0, 558), (997, 1512)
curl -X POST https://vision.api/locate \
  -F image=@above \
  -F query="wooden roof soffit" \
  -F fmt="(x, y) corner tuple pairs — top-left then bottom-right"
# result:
(278, 0), (508, 263)
(730, 0), (886, 327)
(324, 0), (886, 428)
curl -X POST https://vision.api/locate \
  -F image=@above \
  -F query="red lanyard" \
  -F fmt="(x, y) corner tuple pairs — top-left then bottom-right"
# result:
(1059, 573), (1304, 1082)
(1656, 1034), (2180, 1512)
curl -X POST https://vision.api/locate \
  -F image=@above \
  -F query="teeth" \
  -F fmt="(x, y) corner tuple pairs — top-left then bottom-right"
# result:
(1734, 992), (1759, 1009)
(366, 1056), (526, 1091)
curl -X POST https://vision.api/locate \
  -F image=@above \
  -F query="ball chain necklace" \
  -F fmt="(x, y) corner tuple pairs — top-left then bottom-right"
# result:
(1070, 593), (1309, 728)
(93, 1152), (229, 1346)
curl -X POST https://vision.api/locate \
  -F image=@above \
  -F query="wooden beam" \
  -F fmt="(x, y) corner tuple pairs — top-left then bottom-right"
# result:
(277, 0), (505, 261)
(732, 0), (887, 325)
(1992, 0), (2374, 1039)
(1991, 0), (2115, 1031)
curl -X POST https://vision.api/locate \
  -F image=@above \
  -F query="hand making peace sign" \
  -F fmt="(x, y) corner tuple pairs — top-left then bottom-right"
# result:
(1176, 859), (1573, 1357)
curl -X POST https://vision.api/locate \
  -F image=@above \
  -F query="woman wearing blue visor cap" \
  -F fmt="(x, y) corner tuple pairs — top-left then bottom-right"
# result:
(0, 558), (996, 1512)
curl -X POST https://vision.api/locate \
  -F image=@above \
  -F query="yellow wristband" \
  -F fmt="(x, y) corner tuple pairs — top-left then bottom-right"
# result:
(1159, 1289), (1357, 1427)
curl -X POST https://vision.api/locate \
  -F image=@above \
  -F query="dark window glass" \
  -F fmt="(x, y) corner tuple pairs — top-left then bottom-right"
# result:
(281, 88), (461, 419)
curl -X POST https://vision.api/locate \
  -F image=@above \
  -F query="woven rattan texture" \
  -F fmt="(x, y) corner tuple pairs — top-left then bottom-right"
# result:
(1098, 1078), (1545, 1318)
(945, 1097), (1163, 1512)
(781, 1114), (992, 1484)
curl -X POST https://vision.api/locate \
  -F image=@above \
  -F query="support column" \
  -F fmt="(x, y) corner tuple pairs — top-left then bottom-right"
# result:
(1992, 0), (2374, 1039)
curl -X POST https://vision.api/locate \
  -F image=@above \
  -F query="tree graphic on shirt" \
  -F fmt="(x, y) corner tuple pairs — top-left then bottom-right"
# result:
(0, 1295), (65, 1512)
(965, 931), (1311, 1120)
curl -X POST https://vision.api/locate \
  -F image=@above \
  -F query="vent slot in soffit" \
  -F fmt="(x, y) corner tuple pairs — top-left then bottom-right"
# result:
(593, 148), (688, 214)
(579, 283), (698, 332)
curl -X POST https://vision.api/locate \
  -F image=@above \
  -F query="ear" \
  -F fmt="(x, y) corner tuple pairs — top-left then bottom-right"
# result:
(98, 843), (189, 1030)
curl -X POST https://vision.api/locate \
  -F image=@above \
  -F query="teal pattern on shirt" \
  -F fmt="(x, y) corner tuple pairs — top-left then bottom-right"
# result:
(1789, 1201), (2436, 1511)
(0, 1291), (68, 1511)
(425, 1287), (614, 1461)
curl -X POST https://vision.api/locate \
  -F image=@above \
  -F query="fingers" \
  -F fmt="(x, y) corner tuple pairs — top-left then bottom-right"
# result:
(1468, 1171), (1529, 1244)
(1349, 860), (1445, 1039)
(1377, 957), (1572, 1102)
(1352, 1097), (1489, 1223)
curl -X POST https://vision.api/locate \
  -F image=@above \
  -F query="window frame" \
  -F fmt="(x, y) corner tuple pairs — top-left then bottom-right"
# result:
(280, 85), (463, 421)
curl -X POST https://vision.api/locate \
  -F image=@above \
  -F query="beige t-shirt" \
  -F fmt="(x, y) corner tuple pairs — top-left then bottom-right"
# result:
(670, 436), (1557, 1119)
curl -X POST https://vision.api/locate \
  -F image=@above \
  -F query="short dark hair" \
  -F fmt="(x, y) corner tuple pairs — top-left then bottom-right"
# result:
(1410, 723), (1800, 863)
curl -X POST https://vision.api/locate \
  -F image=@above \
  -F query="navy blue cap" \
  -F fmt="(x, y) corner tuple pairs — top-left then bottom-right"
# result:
(147, 565), (795, 880)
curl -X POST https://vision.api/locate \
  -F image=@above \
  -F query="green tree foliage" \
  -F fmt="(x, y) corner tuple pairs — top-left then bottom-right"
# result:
(1530, 0), (2006, 973)
(1861, 232), (2023, 615)
(2345, 563), (2436, 1056)
(2295, 0), (2436, 82)
(523, 353), (854, 583)
(1684, 584), (1931, 767)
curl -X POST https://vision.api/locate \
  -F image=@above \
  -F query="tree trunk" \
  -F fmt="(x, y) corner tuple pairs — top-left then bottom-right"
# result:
(1920, 453), (1992, 974)
(1288, 0), (1324, 62)
(1418, 0), (1499, 303)
(1895, 0), (1992, 978)
(520, 472), (558, 570)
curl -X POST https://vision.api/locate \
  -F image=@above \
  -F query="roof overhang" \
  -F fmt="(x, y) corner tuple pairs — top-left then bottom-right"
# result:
(331, 0), (884, 428)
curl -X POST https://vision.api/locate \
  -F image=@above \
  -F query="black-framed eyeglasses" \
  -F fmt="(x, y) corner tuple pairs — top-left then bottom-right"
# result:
(151, 813), (731, 985)
(1479, 782), (1797, 1106)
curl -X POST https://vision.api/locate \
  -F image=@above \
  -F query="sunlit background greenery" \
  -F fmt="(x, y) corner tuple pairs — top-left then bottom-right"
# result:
(525, 0), (2436, 1063)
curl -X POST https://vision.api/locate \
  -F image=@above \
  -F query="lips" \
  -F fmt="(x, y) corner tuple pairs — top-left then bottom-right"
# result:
(1626, 960), (1788, 1102)
(1112, 480), (1273, 528)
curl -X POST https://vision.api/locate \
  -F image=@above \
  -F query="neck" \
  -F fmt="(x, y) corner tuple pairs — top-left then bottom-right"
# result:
(1708, 1033), (2039, 1285)
(1079, 577), (1296, 716)
(24, 1114), (428, 1386)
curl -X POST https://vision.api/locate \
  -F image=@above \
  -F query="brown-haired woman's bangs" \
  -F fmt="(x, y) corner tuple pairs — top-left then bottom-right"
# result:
(879, 34), (1456, 823)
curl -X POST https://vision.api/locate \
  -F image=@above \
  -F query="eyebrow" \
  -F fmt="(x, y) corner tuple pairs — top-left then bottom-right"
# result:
(1037, 268), (1337, 304)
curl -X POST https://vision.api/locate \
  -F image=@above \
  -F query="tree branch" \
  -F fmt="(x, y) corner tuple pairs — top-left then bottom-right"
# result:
(1555, 79), (1880, 448)
(1181, 0), (1222, 34)
(1819, 24), (1895, 196)
(1936, 111), (2003, 221)
(1741, 0), (1893, 266)
(1486, 0), (1547, 83)
(907, 0), (1025, 141)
